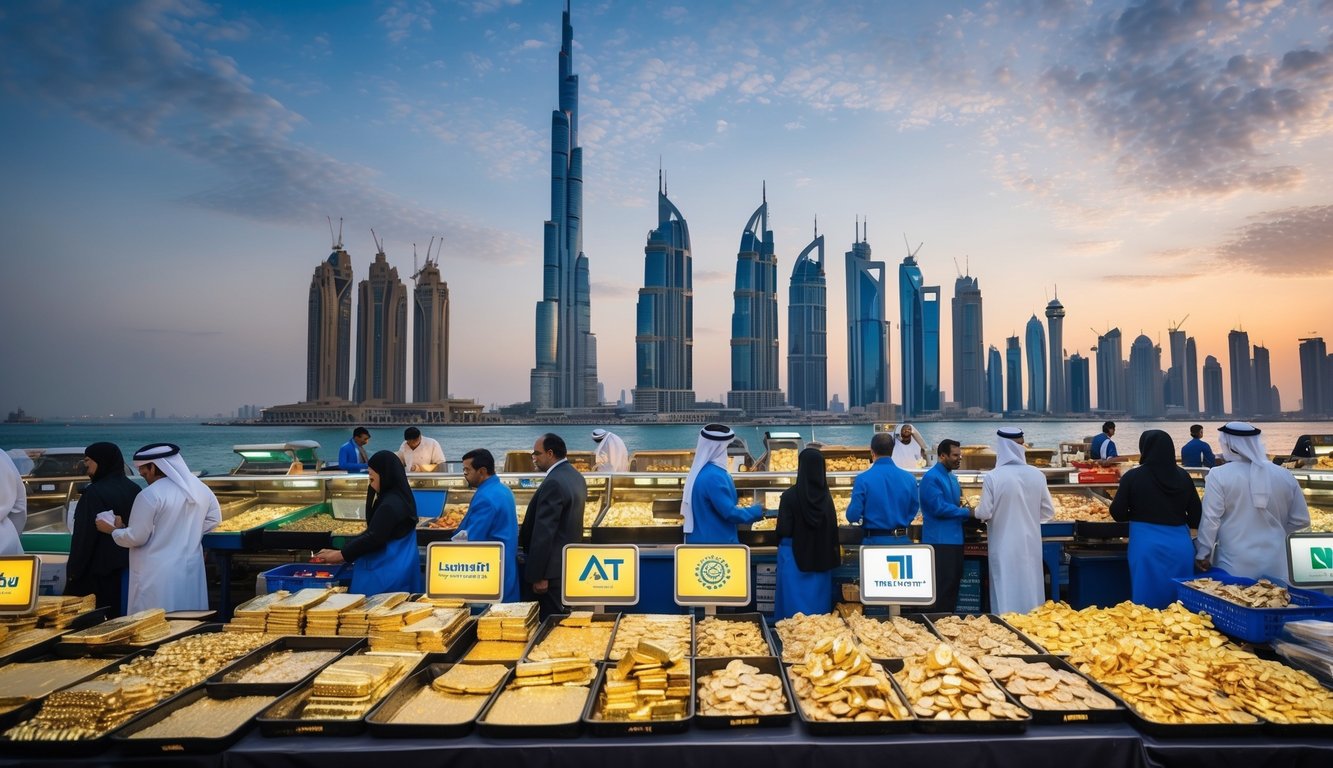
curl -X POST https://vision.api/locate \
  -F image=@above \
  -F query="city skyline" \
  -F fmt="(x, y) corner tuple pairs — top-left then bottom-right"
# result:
(3, 1), (1333, 418)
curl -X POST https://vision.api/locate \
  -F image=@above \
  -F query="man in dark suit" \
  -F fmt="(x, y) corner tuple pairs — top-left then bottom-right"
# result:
(518, 432), (586, 618)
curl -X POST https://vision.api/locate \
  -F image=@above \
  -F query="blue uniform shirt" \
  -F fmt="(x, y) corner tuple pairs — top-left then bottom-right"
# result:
(919, 463), (971, 545)
(457, 475), (520, 603)
(846, 457), (919, 542)
(1181, 438), (1215, 468)
(684, 464), (763, 545)
(1090, 434), (1118, 460)
(338, 439), (368, 473)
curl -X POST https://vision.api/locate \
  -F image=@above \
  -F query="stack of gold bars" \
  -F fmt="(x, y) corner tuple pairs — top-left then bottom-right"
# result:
(0, 657), (119, 715)
(432, 664), (509, 695)
(608, 614), (693, 661)
(339, 593), (409, 636)
(266, 589), (334, 635)
(224, 591), (290, 633)
(477, 602), (539, 642)
(526, 612), (615, 661)
(378, 607), (469, 653)
(60, 609), (172, 647)
(513, 656), (594, 687)
(0, 595), (96, 637)
(301, 652), (420, 720)
(366, 602), (437, 651)
(305, 593), (367, 636)
(596, 639), (689, 721)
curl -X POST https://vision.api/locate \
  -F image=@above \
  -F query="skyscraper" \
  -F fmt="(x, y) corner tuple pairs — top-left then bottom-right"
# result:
(306, 238), (353, 402)
(986, 345), (1003, 413)
(788, 227), (827, 411)
(728, 191), (783, 414)
(1203, 355), (1224, 417)
(1005, 336), (1022, 414)
(1228, 329), (1253, 416)
(412, 250), (449, 403)
(1025, 315), (1047, 413)
(951, 275), (984, 410)
(1045, 297), (1065, 414)
(354, 241), (407, 403)
(898, 242), (939, 416)
(1185, 337), (1200, 415)
(1299, 336), (1328, 415)
(531, 5), (598, 410)
(1128, 334), (1163, 418)
(1166, 327), (1187, 408)
(1253, 344), (1273, 415)
(846, 224), (889, 408)
(1067, 353), (1091, 413)
(1094, 328), (1125, 412)
(633, 179), (695, 413)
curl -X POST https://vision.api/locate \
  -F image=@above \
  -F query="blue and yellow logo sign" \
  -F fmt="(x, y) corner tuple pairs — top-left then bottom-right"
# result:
(562, 545), (639, 605)
(0, 556), (40, 613)
(674, 545), (750, 606)
(885, 554), (914, 580)
(426, 542), (504, 601)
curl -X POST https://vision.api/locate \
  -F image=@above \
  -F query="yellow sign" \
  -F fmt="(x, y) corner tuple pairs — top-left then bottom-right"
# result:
(674, 545), (751, 606)
(426, 542), (504, 601)
(0, 556), (40, 613)
(562, 545), (639, 606)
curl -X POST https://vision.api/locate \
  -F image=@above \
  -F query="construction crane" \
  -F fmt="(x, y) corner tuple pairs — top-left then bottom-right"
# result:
(1169, 314), (1190, 332)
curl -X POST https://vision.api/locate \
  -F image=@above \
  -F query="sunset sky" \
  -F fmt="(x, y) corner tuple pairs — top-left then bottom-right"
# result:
(2, 0), (1332, 417)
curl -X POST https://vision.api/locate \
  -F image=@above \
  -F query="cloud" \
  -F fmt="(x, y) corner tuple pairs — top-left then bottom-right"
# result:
(382, 94), (542, 179)
(519, 39), (544, 50)
(378, 0), (435, 44)
(693, 268), (730, 284)
(1100, 272), (1203, 286)
(663, 6), (689, 22)
(1215, 204), (1333, 274)
(591, 280), (639, 299)
(470, 0), (521, 14)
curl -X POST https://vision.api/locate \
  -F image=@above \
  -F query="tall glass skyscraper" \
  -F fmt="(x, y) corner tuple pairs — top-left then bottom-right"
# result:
(845, 225), (889, 408)
(412, 252), (449, 403)
(633, 179), (695, 413)
(354, 243), (407, 403)
(986, 345), (1003, 413)
(899, 246), (939, 416)
(1253, 344), (1274, 415)
(531, 5), (598, 409)
(728, 191), (783, 414)
(1045, 298), (1065, 414)
(1227, 329), (1253, 416)
(1025, 315), (1047, 413)
(1166, 327), (1187, 408)
(1299, 336), (1328, 415)
(1203, 355), (1225, 417)
(1185, 337), (1200, 415)
(1005, 336), (1022, 414)
(1067, 353), (1091, 413)
(306, 239), (353, 402)
(951, 275), (984, 410)
(1095, 328), (1125, 412)
(1128, 334), (1163, 417)
(788, 227), (827, 411)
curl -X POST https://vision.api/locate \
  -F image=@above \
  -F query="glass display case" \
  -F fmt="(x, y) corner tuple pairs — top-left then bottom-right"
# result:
(592, 474), (685, 544)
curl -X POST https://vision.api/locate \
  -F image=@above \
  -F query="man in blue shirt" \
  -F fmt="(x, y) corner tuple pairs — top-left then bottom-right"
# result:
(1090, 421), (1118, 463)
(456, 448), (519, 602)
(1181, 424), (1216, 468)
(337, 427), (371, 473)
(919, 439), (974, 611)
(846, 432), (919, 545)
(682, 424), (764, 544)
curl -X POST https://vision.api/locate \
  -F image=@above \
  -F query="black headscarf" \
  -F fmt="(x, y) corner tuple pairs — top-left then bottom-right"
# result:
(84, 442), (126, 482)
(1139, 430), (1195, 496)
(366, 450), (417, 521)
(777, 448), (840, 572)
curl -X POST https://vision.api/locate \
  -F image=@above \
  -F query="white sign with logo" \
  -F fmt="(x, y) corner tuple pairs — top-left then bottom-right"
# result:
(1287, 533), (1333, 587)
(858, 545), (936, 606)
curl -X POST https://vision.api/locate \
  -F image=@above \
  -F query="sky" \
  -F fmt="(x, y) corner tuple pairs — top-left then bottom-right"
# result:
(2, 0), (1332, 418)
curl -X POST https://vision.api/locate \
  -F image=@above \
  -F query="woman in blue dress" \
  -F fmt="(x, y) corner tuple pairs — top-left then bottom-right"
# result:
(773, 448), (840, 619)
(315, 450), (421, 595)
(1110, 430), (1201, 608)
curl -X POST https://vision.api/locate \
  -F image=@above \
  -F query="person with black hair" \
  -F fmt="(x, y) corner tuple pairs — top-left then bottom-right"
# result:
(773, 448), (840, 619)
(457, 448), (519, 602)
(919, 439), (973, 612)
(315, 450), (421, 595)
(1111, 430), (1202, 608)
(338, 427), (372, 473)
(846, 431), (919, 545)
(1090, 421), (1119, 463)
(65, 442), (139, 616)
(396, 426), (444, 472)
(519, 433), (585, 617)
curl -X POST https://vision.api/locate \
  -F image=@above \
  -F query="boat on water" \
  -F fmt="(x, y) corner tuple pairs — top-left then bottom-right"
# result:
(4, 408), (39, 424)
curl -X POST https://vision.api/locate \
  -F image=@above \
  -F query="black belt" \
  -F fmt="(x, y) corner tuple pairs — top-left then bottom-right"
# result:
(864, 527), (910, 538)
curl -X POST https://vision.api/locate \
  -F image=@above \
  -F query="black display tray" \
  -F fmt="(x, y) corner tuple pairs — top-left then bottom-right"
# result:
(415, 521), (458, 545)
(1073, 521), (1129, 539)
(737, 526), (778, 547)
(582, 660), (693, 736)
(693, 612), (776, 659)
(522, 612), (620, 663)
(879, 658), (1031, 734)
(0, 649), (130, 731)
(692, 656), (795, 729)
(0, 608), (109, 665)
(256, 653), (427, 737)
(474, 668), (590, 738)
(998, 655), (1126, 725)
(1120, 695), (1267, 737)
(590, 524), (683, 545)
(608, 614), (694, 660)
(110, 685), (274, 754)
(921, 613), (1047, 655)
(785, 662), (917, 735)
(206, 635), (365, 696)
(365, 662), (507, 738)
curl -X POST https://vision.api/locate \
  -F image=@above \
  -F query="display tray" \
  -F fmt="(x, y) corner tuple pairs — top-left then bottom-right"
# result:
(110, 685), (273, 754)
(1174, 570), (1333, 644)
(204, 505), (318, 550)
(693, 612), (776, 659)
(998, 655), (1126, 725)
(473, 668), (590, 738)
(522, 613), (619, 663)
(53, 619), (219, 658)
(1119, 696), (1267, 738)
(737, 527), (778, 547)
(1073, 521), (1129, 539)
(921, 613), (1048, 656)
(692, 656), (795, 729)
(414, 522), (458, 545)
(0, 649), (129, 731)
(365, 662), (508, 738)
(255, 654), (426, 737)
(582, 660), (693, 736)
(608, 614), (694, 660)
(785, 662), (917, 735)
(838, 525), (865, 545)
(206, 635), (365, 696)
(853, 613), (940, 662)
(879, 658), (1031, 735)
(590, 524), (683, 545)
(258, 506), (365, 550)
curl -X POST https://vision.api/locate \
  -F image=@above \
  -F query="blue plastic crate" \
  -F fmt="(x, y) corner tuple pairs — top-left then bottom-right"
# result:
(260, 563), (353, 594)
(1174, 569), (1333, 643)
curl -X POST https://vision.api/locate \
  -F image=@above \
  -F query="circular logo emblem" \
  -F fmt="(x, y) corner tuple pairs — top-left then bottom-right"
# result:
(694, 556), (731, 590)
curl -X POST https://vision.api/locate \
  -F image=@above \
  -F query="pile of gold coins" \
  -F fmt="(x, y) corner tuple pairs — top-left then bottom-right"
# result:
(837, 607), (938, 659)
(609, 615), (691, 660)
(750, 517), (778, 531)
(893, 644), (1027, 722)
(595, 640), (689, 721)
(302, 652), (419, 720)
(1049, 494), (1114, 522)
(766, 449), (799, 472)
(823, 455), (871, 472)
(696, 659), (789, 717)
(527, 612), (615, 661)
(788, 636), (911, 722)
(978, 656), (1118, 711)
(695, 617), (770, 657)
(127, 695), (274, 740)
(212, 504), (302, 532)
(227, 649), (342, 685)
(1183, 577), (1292, 608)
(774, 612), (856, 663)
(275, 514), (365, 536)
(930, 615), (1033, 656)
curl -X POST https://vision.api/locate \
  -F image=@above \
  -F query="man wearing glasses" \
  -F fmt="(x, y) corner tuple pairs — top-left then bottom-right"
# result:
(518, 433), (586, 618)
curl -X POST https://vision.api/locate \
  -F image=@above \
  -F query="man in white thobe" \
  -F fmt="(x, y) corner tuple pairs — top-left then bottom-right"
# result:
(890, 424), (928, 471)
(974, 427), (1054, 614)
(1195, 422), (1309, 580)
(97, 443), (219, 613)
(0, 449), (27, 555)
(591, 429), (629, 473)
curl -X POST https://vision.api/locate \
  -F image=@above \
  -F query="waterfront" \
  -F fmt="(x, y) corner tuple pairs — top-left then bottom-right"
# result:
(3, 419), (1329, 476)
